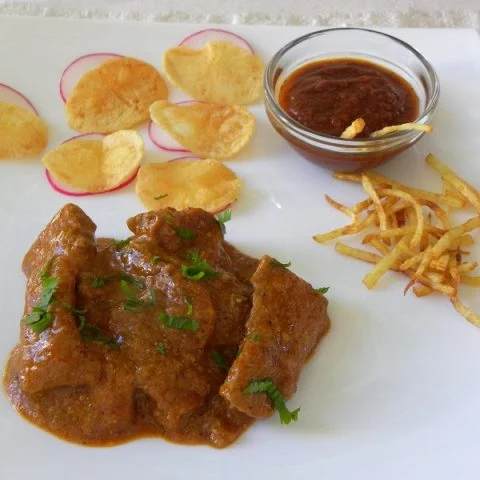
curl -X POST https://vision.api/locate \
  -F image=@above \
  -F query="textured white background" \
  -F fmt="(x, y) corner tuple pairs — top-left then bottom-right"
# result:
(0, 0), (479, 26)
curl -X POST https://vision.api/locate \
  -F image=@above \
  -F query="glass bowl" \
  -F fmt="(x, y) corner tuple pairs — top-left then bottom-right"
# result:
(264, 27), (440, 172)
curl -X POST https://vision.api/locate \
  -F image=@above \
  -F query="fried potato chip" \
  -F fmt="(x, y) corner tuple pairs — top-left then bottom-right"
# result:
(149, 100), (255, 159)
(0, 101), (48, 159)
(340, 118), (365, 139)
(42, 130), (143, 192)
(163, 41), (264, 105)
(135, 158), (242, 212)
(66, 57), (168, 133)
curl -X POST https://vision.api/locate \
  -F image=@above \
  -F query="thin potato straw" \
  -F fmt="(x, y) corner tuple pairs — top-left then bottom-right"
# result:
(340, 118), (366, 140)
(369, 122), (433, 138)
(461, 275), (480, 287)
(324, 194), (357, 221)
(413, 285), (433, 297)
(426, 153), (480, 212)
(333, 171), (465, 208)
(363, 236), (409, 290)
(451, 297), (480, 328)
(334, 243), (455, 296)
(362, 175), (387, 231)
(377, 188), (424, 249)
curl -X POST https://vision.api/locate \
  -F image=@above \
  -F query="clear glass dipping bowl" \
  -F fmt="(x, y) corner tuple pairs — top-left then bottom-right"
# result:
(264, 28), (440, 172)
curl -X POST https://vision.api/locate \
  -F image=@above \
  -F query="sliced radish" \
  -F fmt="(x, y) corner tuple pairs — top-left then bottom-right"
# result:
(168, 155), (201, 162)
(0, 83), (39, 115)
(211, 202), (234, 216)
(62, 132), (105, 144)
(148, 100), (201, 153)
(148, 121), (189, 153)
(45, 132), (138, 197)
(59, 53), (124, 103)
(45, 169), (138, 197)
(179, 29), (255, 55)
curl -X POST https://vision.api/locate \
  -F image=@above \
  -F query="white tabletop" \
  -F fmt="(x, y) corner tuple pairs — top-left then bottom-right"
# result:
(0, 0), (479, 28)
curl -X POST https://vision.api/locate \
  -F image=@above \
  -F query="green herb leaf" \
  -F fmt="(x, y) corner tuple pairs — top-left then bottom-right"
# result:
(154, 194), (168, 200)
(151, 256), (160, 265)
(236, 345), (243, 358)
(113, 238), (131, 250)
(184, 296), (193, 316)
(23, 310), (53, 334)
(79, 322), (119, 349)
(175, 227), (197, 240)
(157, 342), (167, 355)
(250, 333), (262, 342)
(315, 287), (330, 294)
(244, 378), (300, 425)
(181, 252), (219, 281)
(216, 209), (232, 234)
(271, 259), (292, 269)
(158, 312), (199, 331)
(91, 273), (144, 290)
(90, 276), (106, 287)
(121, 280), (156, 312)
(22, 260), (59, 333)
(211, 350), (229, 371)
(164, 213), (175, 224)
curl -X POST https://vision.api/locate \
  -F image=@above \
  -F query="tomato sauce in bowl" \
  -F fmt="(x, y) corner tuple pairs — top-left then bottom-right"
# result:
(278, 58), (419, 138)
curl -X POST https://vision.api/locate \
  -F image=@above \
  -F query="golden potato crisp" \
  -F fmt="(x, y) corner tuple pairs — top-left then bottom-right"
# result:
(136, 158), (242, 212)
(0, 102), (48, 159)
(43, 130), (144, 193)
(149, 100), (255, 159)
(66, 57), (168, 133)
(163, 41), (263, 105)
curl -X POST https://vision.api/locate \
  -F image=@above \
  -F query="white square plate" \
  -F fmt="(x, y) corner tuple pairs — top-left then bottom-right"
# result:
(1, 17), (480, 480)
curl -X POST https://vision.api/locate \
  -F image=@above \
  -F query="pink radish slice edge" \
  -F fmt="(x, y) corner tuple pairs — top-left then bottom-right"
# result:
(59, 52), (124, 103)
(148, 100), (202, 153)
(45, 169), (139, 197)
(212, 202), (234, 215)
(168, 155), (201, 162)
(179, 29), (254, 54)
(148, 121), (189, 153)
(45, 132), (138, 197)
(0, 83), (39, 115)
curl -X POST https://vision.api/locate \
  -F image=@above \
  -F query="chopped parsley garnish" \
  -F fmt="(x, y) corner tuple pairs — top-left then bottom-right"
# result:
(154, 194), (168, 200)
(164, 213), (175, 224)
(315, 287), (330, 294)
(184, 296), (193, 316)
(181, 252), (219, 281)
(121, 280), (156, 312)
(211, 350), (229, 371)
(91, 273), (144, 290)
(78, 321), (119, 349)
(158, 312), (199, 331)
(216, 209), (232, 234)
(236, 346), (243, 358)
(250, 333), (262, 342)
(175, 227), (197, 240)
(244, 378), (300, 425)
(271, 259), (292, 269)
(157, 342), (167, 355)
(113, 238), (131, 250)
(151, 256), (160, 265)
(63, 303), (87, 329)
(65, 304), (118, 349)
(22, 260), (59, 333)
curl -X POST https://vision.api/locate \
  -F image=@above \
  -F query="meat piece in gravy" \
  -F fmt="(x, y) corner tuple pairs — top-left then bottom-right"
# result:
(220, 256), (329, 418)
(3, 204), (329, 448)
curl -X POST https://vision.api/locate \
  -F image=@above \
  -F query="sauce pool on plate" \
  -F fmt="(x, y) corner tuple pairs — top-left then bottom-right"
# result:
(278, 58), (419, 137)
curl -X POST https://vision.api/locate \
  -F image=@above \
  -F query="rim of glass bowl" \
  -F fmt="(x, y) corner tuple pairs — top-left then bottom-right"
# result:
(264, 27), (440, 150)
